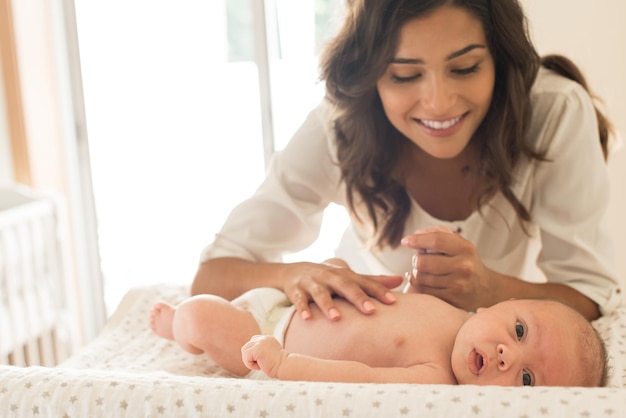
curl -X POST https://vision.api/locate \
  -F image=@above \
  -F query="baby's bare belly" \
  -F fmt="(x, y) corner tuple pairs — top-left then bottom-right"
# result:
(283, 295), (461, 368)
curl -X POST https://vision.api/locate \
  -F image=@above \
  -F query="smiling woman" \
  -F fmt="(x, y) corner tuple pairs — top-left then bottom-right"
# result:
(192, 0), (623, 328)
(376, 9), (495, 161)
(375, 8), (496, 222)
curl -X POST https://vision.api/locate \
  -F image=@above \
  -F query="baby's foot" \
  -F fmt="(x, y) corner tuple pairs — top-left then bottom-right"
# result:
(150, 301), (176, 340)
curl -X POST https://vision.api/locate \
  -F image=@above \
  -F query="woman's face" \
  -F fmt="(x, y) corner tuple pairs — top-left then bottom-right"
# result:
(376, 5), (495, 159)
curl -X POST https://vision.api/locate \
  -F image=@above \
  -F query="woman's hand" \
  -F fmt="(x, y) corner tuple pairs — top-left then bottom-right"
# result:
(192, 257), (401, 321)
(282, 259), (401, 321)
(400, 226), (498, 311)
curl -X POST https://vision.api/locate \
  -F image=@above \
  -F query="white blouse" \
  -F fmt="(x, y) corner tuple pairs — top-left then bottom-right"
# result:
(201, 68), (623, 313)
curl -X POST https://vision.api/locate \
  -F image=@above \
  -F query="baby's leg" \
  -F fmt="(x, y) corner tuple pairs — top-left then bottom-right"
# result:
(170, 294), (260, 376)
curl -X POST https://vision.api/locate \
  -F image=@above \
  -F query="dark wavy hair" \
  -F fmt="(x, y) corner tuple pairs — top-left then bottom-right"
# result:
(320, 0), (611, 248)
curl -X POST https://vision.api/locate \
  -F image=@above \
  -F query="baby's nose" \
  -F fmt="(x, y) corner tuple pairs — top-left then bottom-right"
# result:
(496, 343), (517, 371)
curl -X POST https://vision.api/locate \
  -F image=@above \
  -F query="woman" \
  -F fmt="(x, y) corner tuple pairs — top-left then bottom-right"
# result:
(192, 0), (621, 321)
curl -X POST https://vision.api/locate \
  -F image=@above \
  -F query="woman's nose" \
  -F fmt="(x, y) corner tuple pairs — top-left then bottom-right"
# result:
(496, 343), (518, 371)
(421, 75), (455, 115)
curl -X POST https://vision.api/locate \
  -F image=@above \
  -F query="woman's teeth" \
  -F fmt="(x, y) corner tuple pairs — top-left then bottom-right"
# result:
(420, 115), (462, 130)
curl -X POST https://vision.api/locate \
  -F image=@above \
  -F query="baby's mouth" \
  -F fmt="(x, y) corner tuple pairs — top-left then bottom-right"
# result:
(468, 349), (486, 375)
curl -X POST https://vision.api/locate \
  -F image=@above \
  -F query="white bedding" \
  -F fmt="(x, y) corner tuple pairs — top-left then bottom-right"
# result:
(1, 284), (626, 417)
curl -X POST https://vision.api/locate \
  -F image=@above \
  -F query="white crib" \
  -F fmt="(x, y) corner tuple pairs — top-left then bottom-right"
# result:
(0, 185), (72, 366)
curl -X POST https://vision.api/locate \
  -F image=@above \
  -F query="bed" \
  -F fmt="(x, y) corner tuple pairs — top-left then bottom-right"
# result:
(1, 283), (625, 418)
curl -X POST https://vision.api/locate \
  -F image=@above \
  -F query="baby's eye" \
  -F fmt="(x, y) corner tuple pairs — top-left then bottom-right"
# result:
(522, 370), (534, 386)
(515, 321), (525, 340)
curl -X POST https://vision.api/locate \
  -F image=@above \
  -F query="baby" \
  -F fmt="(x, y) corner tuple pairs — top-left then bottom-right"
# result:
(150, 285), (607, 387)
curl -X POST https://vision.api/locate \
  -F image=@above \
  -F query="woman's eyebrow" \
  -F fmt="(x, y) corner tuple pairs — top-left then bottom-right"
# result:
(391, 44), (487, 64)
(445, 44), (486, 60)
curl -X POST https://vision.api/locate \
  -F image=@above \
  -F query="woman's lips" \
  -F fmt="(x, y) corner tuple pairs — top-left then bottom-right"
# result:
(468, 349), (486, 375)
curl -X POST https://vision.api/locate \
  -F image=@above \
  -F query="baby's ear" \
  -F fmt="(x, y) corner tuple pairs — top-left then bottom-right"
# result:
(476, 307), (486, 313)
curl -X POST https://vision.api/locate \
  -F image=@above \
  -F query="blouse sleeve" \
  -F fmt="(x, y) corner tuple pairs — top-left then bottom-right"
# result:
(529, 72), (623, 314)
(199, 100), (344, 263)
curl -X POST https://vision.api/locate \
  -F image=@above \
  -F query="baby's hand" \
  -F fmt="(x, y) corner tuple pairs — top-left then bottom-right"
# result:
(241, 335), (285, 379)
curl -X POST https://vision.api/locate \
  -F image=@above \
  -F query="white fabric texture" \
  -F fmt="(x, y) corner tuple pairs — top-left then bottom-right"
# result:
(1, 284), (626, 418)
(200, 67), (623, 313)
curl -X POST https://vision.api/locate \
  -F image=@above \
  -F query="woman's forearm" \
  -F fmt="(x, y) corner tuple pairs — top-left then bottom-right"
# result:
(491, 273), (600, 320)
(191, 257), (304, 299)
(193, 257), (401, 320)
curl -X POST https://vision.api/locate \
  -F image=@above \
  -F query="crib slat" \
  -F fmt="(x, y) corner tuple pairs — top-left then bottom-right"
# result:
(19, 221), (45, 366)
(35, 216), (55, 367)
(36, 216), (66, 366)
(3, 228), (27, 366)
(43, 211), (70, 364)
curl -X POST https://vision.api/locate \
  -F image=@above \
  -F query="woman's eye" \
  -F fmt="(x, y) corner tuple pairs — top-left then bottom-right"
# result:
(515, 321), (525, 340)
(522, 370), (534, 386)
(391, 74), (421, 84)
(452, 64), (480, 76)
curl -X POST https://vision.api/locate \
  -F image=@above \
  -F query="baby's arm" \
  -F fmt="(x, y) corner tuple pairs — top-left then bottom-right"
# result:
(241, 335), (456, 384)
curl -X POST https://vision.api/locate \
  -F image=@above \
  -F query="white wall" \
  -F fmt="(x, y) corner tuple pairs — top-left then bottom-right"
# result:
(522, 0), (626, 286)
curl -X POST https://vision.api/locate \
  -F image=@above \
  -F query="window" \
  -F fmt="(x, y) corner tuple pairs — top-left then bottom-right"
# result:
(74, 0), (347, 313)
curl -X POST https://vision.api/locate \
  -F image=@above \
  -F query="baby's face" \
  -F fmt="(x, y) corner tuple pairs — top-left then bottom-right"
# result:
(450, 299), (587, 387)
